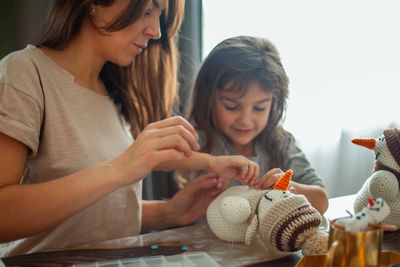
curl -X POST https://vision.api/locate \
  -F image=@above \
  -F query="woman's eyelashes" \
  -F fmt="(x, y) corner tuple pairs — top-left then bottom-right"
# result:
(143, 6), (164, 18)
(143, 7), (152, 17)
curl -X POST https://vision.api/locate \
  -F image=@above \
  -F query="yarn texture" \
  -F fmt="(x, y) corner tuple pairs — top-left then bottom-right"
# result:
(352, 128), (400, 227)
(206, 170), (328, 256)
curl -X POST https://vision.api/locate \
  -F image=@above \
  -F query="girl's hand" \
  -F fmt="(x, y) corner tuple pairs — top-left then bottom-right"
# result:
(254, 168), (285, 190)
(116, 116), (200, 185)
(208, 155), (259, 187)
(165, 173), (223, 226)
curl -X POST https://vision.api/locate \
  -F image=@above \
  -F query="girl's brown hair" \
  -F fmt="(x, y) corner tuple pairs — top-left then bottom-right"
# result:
(38, 0), (184, 137)
(188, 35), (292, 168)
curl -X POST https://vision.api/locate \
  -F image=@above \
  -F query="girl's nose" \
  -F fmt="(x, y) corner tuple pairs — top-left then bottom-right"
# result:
(237, 109), (252, 124)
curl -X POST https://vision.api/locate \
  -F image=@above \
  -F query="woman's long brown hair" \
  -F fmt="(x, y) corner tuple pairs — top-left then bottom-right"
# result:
(38, 0), (184, 137)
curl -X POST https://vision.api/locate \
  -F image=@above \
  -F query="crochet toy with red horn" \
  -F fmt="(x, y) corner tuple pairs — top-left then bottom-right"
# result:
(206, 170), (328, 256)
(352, 128), (400, 228)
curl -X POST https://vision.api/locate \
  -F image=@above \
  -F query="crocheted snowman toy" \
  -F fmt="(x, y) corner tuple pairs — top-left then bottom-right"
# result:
(335, 197), (390, 232)
(206, 170), (328, 256)
(352, 128), (400, 227)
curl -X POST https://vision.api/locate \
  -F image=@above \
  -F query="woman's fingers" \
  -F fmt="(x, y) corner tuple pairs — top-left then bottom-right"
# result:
(147, 116), (199, 140)
(149, 125), (200, 152)
(150, 149), (186, 164)
(184, 173), (220, 195)
(143, 116), (200, 155)
(154, 134), (196, 157)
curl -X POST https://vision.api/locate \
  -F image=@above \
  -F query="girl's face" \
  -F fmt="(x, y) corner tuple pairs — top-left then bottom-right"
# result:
(91, 0), (165, 66)
(214, 82), (273, 156)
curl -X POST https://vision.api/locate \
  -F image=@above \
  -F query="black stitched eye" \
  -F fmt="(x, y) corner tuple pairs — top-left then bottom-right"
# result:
(264, 195), (273, 202)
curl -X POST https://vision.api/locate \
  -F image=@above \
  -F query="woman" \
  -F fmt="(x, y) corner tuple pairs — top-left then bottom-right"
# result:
(0, 0), (259, 256)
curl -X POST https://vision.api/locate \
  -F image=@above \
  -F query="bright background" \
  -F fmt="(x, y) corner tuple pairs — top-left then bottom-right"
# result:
(202, 0), (400, 197)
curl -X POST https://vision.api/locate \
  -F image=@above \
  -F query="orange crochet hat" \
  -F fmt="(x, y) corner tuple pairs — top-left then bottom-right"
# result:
(274, 169), (293, 191)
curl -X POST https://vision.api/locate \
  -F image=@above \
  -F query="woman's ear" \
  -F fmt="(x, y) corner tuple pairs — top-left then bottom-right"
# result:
(90, 7), (96, 15)
(90, 0), (98, 15)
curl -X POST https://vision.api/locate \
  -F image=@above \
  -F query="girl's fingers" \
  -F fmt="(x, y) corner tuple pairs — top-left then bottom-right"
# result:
(247, 164), (259, 187)
(256, 172), (281, 189)
(240, 162), (249, 180)
(254, 177), (267, 190)
(265, 168), (283, 176)
(244, 163), (254, 185)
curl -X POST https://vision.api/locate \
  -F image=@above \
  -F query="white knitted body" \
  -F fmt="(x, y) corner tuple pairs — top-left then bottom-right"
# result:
(207, 186), (266, 242)
(207, 186), (328, 255)
(338, 197), (390, 232)
(352, 132), (400, 227)
(353, 173), (400, 227)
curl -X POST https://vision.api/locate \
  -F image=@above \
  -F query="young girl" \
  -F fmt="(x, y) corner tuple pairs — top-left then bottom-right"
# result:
(0, 1), (259, 257)
(185, 35), (328, 214)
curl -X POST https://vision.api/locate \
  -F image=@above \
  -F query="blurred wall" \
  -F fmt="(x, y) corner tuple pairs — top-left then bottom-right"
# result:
(0, 0), (51, 59)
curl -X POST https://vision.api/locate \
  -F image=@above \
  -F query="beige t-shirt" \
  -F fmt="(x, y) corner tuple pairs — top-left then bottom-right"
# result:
(0, 45), (142, 257)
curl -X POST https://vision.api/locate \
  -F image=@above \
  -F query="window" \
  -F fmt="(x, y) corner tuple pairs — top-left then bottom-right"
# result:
(203, 0), (400, 149)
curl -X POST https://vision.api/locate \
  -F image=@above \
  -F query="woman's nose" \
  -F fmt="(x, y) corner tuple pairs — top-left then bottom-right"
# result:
(145, 18), (161, 40)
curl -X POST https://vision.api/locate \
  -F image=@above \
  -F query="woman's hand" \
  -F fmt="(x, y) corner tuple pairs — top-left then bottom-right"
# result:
(209, 155), (259, 187)
(165, 173), (224, 226)
(116, 116), (200, 185)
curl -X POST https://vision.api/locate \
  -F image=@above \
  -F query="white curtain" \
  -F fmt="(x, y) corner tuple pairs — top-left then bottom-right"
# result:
(302, 122), (399, 197)
(203, 0), (400, 197)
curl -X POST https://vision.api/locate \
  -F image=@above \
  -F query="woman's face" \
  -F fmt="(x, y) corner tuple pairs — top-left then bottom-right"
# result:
(91, 0), (166, 66)
(214, 82), (273, 156)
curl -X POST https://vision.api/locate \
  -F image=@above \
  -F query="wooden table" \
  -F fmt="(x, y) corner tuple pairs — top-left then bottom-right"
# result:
(2, 194), (400, 267)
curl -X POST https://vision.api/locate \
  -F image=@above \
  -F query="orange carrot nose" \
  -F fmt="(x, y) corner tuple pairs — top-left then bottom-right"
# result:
(274, 169), (293, 191)
(351, 138), (376, 150)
